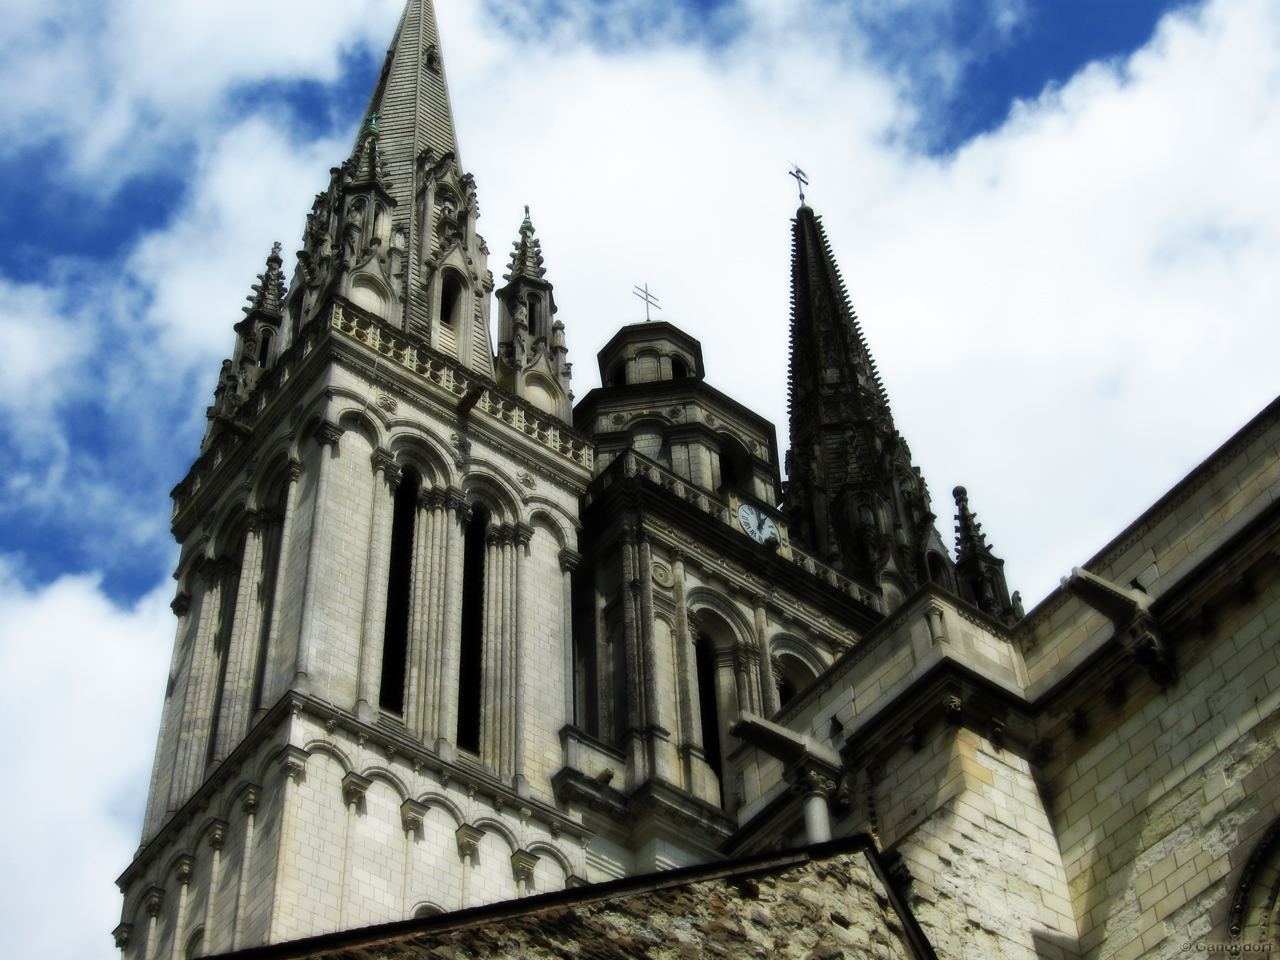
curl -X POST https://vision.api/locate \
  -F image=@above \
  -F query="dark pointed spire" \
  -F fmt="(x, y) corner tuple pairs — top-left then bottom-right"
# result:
(242, 243), (286, 320)
(952, 486), (1018, 624)
(783, 203), (951, 607)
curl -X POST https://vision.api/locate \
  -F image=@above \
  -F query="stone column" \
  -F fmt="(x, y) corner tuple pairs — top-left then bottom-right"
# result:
(141, 887), (163, 960)
(175, 559), (224, 800)
(511, 850), (539, 898)
(202, 821), (228, 955)
(513, 524), (534, 793)
(338, 772), (371, 930)
(151, 592), (192, 829)
(232, 785), (262, 951)
(559, 548), (581, 731)
(400, 800), (428, 916)
(755, 595), (781, 717)
(267, 746), (308, 943)
(259, 459), (301, 715)
(170, 855), (194, 960)
(481, 527), (502, 765)
(418, 490), (447, 742)
(356, 450), (400, 723)
(456, 824), (483, 909)
(405, 486), (435, 738)
(216, 514), (265, 761)
(296, 422), (343, 693)
(795, 768), (838, 844)
(435, 492), (470, 753)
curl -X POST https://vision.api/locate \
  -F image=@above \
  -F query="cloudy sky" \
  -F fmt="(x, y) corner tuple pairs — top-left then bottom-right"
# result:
(1, 0), (1277, 954)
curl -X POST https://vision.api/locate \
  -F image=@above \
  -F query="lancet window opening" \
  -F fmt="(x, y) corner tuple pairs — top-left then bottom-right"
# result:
(456, 503), (490, 754)
(380, 466), (422, 714)
(439, 270), (465, 328)
(204, 528), (246, 766)
(694, 634), (724, 805)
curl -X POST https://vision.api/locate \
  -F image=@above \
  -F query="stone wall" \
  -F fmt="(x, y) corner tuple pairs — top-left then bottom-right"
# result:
(220, 839), (927, 960)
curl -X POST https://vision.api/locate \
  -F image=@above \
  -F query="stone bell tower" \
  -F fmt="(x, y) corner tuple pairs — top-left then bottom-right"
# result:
(114, 2), (594, 956)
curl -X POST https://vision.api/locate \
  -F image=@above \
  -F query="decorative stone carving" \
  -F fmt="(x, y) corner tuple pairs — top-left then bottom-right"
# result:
(174, 855), (195, 885)
(342, 772), (372, 808)
(376, 394), (397, 413)
(942, 695), (962, 727)
(170, 592), (191, 617)
(277, 744), (310, 782)
(112, 922), (133, 950)
(241, 784), (262, 815)
(144, 886), (164, 917)
(517, 471), (537, 490)
(207, 820), (229, 851)
(400, 799), (429, 835)
(315, 421), (344, 448)
(456, 824), (484, 860)
(511, 850), (540, 885)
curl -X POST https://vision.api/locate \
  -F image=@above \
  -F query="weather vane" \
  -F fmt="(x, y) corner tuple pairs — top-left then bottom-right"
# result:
(789, 163), (808, 203)
(633, 283), (662, 322)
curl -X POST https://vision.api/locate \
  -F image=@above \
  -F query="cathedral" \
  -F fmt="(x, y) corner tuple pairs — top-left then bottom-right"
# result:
(114, 2), (1280, 958)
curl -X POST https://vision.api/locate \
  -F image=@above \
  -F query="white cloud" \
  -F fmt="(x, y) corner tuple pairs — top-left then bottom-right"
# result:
(0, 562), (172, 960)
(2, 0), (1280, 953)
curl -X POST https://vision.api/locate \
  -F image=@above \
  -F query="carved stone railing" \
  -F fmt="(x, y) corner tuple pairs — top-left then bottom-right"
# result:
(330, 303), (592, 469)
(173, 299), (593, 522)
(588, 450), (880, 611)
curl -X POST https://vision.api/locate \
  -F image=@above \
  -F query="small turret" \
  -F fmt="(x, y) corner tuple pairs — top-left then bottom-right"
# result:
(494, 208), (571, 420)
(952, 485), (1020, 624)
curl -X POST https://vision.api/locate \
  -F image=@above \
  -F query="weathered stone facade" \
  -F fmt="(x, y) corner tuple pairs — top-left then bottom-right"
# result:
(114, 0), (1280, 957)
(221, 839), (927, 960)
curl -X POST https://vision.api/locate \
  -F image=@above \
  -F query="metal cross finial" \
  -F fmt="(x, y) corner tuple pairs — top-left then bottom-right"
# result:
(633, 283), (662, 322)
(789, 163), (808, 204)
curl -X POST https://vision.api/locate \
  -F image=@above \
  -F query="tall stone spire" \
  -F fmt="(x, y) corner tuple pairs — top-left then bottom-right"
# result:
(952, 486), (1020, 624)
(495, 208), (572, 420)
(783, 203), (953, 608)
(285, 0), (495, 375)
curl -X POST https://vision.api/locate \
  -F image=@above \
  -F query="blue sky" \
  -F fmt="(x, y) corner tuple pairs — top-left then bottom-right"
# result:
(2, 0), (1278, 956)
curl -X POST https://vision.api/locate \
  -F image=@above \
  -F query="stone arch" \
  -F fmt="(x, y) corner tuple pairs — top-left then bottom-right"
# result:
(460, 469), (523, 525)
(248, 447), (296, 511)
(358, 765), (411, 802)
(470, 816), (519, 853)
(335, 407), (382, 453)
(528, 508), (571, 551)
(526, 840), (574, 879)
(685, 588), (754, 647)
(299, 740), (353, 776)
(413, 790), (465, 827)
(207, 500), (250, 559)
(387, 432), (456, 490)
(523, 371), (561, 417)
(411, 902), (446, 919)
(350, 272), (392, 317)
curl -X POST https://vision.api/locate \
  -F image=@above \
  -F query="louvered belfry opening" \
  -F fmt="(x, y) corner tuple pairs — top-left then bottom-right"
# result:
(380, 468), (421, 713)
(695, 636), (723, 805)
(456, 504), (489, 753)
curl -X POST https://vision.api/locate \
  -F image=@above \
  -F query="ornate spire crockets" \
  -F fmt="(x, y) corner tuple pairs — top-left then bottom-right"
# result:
(495, 208), (572, 421)
(782, 203), (954, 609)
(282, 0), (495, 376)
(205, 243), (288, 444)
(952, 486), (1020, 624)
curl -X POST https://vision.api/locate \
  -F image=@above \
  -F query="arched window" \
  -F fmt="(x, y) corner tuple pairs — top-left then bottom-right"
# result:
(671, 355), (689, 379)
(774, 653), (817, 710)
(380, 467), (421, 714)
(695, 635), (723, 805)
(456, 504), (490, 753)
(526, 294), (541, 338)
(250, 475), (289, 716)
(927, 552), (954, 592)
(206, 524), (246, 765)
(185, 925), (205, 959)
(440, 271), (465, 328)
(257, 329), (273, 367)
(607, 360), (627, 388)
(718, 434), (753, 494)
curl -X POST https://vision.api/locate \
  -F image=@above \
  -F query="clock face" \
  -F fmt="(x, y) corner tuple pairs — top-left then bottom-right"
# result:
(737, 503), (780, 545)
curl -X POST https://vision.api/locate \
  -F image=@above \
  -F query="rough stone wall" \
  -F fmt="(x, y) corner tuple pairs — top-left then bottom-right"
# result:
(239, 852), (916, 960)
